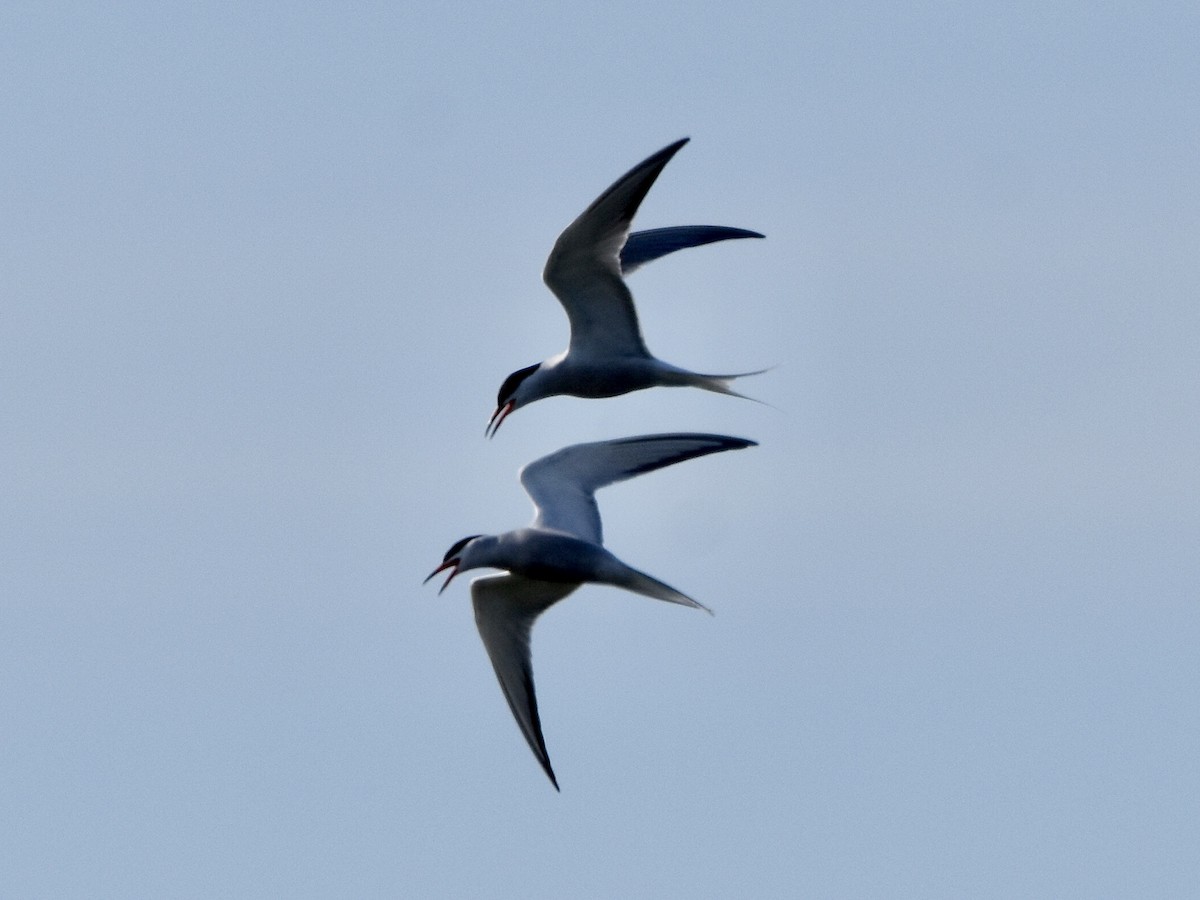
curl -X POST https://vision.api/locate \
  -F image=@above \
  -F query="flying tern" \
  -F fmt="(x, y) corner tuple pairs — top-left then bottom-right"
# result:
(487, 138), (766, 437)
(425, 432), (756, 789)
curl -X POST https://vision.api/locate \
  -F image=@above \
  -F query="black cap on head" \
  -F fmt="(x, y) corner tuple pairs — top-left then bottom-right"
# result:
(442, 535), (481, 562)
(496, 363), (539, 407)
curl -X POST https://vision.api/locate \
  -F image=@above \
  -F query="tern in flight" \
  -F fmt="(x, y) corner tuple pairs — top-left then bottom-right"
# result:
(425, 432), (756, 789)
(486, 138), (766, 437)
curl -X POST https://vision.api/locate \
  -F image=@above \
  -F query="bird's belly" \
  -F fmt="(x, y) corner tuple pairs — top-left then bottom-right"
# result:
(559, 360), (659, 398)
(502, 531), (613, 583)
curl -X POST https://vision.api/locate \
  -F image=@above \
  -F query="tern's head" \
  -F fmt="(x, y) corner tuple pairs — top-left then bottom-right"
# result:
(487, 363), (541, 438)
(423, 535), (483, 594)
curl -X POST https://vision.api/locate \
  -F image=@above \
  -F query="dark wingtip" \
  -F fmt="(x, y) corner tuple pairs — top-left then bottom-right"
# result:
(531, 735), (560, 791)
(655, 137), (689, 167)
(633, 138), (689, 175)
(619, 432), (757, 450)
(696, 435), (756, 452)
(619, 225), (766, 275)
(612, 433), (757, 480)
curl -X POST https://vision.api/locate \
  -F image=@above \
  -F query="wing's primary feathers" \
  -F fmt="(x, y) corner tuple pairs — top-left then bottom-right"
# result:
(619, 225), (764, 276)
(520, 433), (757, 544)
(471, 574), (578, 790)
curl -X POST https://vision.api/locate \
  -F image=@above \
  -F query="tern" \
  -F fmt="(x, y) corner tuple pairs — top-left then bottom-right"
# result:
(487, 138), (766, 437)
(425, 432), (756, 789)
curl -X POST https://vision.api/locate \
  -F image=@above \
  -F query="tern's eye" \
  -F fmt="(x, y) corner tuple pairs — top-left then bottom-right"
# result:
(497, 364), (539, 406)
(443, 535), (481, 562)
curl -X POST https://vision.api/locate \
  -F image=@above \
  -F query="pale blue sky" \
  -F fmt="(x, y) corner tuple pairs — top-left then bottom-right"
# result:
(3, 2), (1198, 897)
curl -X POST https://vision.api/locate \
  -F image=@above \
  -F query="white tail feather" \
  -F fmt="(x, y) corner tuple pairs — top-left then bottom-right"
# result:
(688, 367), (772, 402)
(618, 567), (713, 615)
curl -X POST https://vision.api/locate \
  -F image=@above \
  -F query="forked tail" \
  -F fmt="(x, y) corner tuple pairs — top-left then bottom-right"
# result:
(690, 367), (772, 402)
(619, 566), (713, 615)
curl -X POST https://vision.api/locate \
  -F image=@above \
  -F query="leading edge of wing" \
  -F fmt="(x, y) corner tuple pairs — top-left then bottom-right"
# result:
(543, 141), (690, 358)
(520, 433), (758, 543)
(545, 138), (690, 281)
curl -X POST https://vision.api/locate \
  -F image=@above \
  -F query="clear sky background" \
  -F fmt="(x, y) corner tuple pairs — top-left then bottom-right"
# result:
(4, 2), (1198, 897)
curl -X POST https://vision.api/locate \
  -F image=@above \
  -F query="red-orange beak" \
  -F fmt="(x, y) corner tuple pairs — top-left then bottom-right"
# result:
(423, 558), (460, 595)
(486, 401), (514, 439)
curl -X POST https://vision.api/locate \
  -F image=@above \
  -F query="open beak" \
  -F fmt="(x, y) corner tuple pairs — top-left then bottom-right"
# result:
(485, 401), (514, 439)
(423, 558), (460, 595)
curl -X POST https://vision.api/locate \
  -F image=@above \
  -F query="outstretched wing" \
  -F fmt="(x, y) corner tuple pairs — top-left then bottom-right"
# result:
(620, 225), (764, 276)
(471, 573), (579, 791)
(520, 433), (757, 544)
(542, 139), (688, 359)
